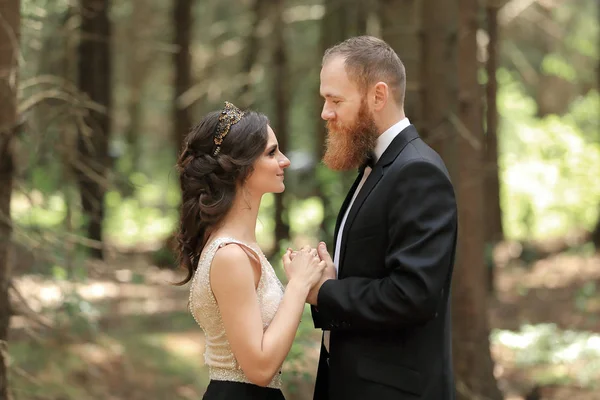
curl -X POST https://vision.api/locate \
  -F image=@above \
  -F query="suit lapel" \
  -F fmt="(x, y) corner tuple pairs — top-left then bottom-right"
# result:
(338, 125), (420, 274)
(332, 170), (365, 255)
(337, 167), (383, 272)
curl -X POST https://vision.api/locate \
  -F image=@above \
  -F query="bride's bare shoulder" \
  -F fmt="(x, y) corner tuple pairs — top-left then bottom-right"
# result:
(210, 243), (260, 292)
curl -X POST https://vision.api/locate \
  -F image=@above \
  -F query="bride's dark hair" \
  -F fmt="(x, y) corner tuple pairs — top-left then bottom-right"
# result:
(174, 106), (269, 285)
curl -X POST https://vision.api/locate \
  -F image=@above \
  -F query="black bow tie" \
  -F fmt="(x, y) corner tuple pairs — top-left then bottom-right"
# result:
(359, 153), (375, 174)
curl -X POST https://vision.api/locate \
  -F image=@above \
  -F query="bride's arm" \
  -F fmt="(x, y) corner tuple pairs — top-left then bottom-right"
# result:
(210, 245), (311, 387)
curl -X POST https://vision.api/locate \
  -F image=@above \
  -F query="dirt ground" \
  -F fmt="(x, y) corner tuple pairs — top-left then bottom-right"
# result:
(489, 248), (600, 400)
(7, 243), (600, 400)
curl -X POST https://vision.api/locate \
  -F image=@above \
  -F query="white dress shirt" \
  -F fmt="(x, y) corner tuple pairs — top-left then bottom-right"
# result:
(324, 117), (411, 353)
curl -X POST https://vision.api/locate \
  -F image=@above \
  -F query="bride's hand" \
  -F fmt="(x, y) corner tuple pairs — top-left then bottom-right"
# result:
(305, 242), (336, 305)
(282, 245), (308, 280)
(282, 246), (325, 290)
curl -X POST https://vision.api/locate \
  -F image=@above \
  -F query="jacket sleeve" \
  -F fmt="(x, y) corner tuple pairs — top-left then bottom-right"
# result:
(315, 160), (457, 330)
(311, 305), (324, 328)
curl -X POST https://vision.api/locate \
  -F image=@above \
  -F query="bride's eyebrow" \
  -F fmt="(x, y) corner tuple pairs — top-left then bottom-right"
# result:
(265, 144), (278, 153)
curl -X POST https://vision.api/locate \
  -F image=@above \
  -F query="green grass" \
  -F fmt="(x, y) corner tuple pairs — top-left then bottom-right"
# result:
(8, 308), (321, 400)
(492, 323), (600, 389)
(9, 328), (209, 400)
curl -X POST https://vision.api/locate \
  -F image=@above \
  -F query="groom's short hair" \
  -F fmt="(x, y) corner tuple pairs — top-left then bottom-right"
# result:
(323, 36), (406, 106)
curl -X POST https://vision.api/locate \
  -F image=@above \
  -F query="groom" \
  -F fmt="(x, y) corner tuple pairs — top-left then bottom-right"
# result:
(306, 36), (458, 400)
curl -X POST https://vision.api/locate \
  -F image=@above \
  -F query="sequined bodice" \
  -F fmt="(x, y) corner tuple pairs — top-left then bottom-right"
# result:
(189, 237), (285, 388)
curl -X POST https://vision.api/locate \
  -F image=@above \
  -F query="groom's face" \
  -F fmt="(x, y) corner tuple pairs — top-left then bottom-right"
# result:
(320, 56), (378, 171)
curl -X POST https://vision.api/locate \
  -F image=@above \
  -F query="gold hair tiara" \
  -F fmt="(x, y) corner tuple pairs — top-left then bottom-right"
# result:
(213, 101), (244, 156)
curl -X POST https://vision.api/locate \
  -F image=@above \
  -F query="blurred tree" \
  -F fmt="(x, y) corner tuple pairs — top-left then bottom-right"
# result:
(272, 0), (290, 254)
(593, 204), (600, 252)
(0, 1), (20, 397)
(315, 0), (346, 246)
(419, 0), (458, 162)
(379, 0), (422, 130)
(76, 0), (112, 259)
(596, 20), (600, 251)
(499, 0), (598, 117)
(316, 0), (371, 246)
(382, 0), (502, 394)
(124, 0), (157, 175)
(237, 0), (268, 109)
(453, 0), (503, 398)
(173, 0), (193, 154)
(345, 0), (370, 35)
(485, 1), (504, 292)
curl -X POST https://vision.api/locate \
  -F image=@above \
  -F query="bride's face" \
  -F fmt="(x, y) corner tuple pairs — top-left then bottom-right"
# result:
(243, 126), (290, 196)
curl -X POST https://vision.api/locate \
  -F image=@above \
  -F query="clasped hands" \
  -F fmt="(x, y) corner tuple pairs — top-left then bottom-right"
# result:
(282, 242), (336, 305)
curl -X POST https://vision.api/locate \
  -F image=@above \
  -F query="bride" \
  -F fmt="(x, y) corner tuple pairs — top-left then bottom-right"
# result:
(174, 102), (333, 399)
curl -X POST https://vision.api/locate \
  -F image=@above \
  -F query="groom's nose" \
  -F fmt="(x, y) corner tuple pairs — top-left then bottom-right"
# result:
(321, 104), (335, 121)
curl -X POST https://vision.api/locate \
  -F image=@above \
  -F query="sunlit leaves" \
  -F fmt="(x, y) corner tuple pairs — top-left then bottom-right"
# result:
(498, 70), (600, 239)
(541, 54), (577, 83)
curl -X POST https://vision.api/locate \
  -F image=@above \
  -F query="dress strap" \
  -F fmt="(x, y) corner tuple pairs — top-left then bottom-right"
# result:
(212, 238), (263, 264)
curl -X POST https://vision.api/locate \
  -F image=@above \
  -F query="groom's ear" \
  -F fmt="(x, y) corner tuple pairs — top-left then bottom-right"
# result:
(372, 82), (389, 111)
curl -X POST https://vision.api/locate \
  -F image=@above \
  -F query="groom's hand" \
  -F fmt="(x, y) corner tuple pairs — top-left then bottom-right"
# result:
(307, 242), (336, 305)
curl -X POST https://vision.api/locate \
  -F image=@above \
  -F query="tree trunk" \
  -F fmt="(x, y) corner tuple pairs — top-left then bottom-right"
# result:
(484, 5), (503, 292)
(316, 0), (347, 246)
(420, 0), (456, 163)
(453, 0), (503, 398)
(173, 0), (193, 154)
(594, 1), (600, 253)
(124, 0), (155, 176)
(346, 0), (369, 36)
(273, 0), (290, 253)
(380, 0), (423, 130)
(592, 204), (600, 252)
(0, 1), (20, 397)
(77, 0), (112, 259)
(316, 0), (370, 245)
(237, 0), (267, 109)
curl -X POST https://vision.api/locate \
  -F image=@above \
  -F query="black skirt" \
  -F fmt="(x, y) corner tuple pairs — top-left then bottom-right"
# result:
(202, 380), (286, 400)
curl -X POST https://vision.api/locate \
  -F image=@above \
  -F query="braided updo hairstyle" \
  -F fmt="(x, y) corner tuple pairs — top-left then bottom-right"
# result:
(175, 109), (269, 285)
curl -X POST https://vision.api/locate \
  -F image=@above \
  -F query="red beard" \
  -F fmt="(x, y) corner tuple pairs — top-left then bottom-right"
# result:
(323, 99), (378, 171)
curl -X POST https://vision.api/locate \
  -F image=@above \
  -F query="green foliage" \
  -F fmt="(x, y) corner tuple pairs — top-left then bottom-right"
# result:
(282, 306), (321, 389)
(541, 54), (577, 83)
(257, 193), (276, 249)
(104, 171), (181, 246)
(105, 194), (178, 247)
(152, 246), (177, 268)
(558, 0), (599, 65)
(12, 193), (66, 228)
(567, 91), (600, 144)
(13, 0), (599, 251)
(119, 333), (209, 389)
(9, 341), (90, 399)
(289, 196), (325, 236)
(575, 281), (597, 313)
(8, 329), (209, 400)
(501, 0), (599, 98)
(498, 69), (600, 239)
(53, 292), (100, 339)
(492, 324), (600, 388)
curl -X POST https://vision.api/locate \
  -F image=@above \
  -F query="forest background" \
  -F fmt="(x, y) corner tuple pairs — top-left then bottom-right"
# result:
(0, 0), (599, 399)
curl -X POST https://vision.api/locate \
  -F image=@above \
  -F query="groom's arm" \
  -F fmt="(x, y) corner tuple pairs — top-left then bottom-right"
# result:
(314, 160), (457, 330)
(310, 305), (324, 328)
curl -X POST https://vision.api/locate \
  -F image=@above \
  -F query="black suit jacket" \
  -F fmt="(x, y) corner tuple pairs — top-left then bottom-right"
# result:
(311, 125), (457, 400)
